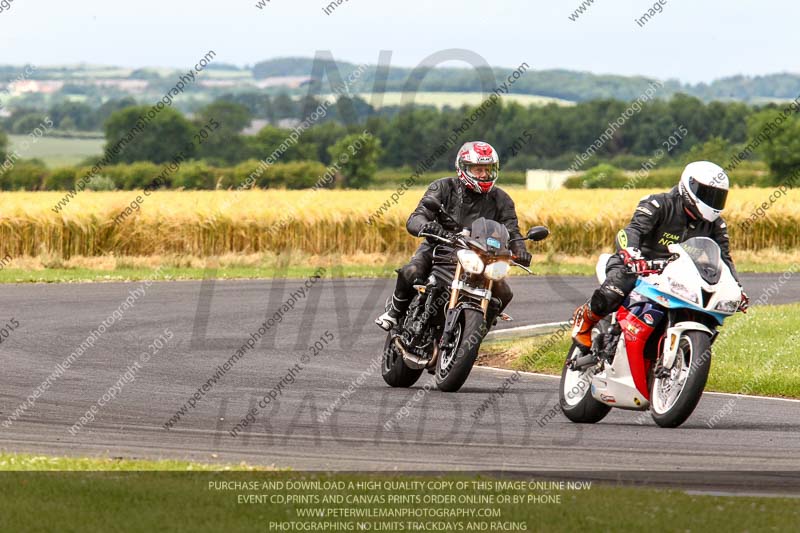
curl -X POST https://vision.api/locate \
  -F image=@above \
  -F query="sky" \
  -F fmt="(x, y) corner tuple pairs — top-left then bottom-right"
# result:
(0, 0), (796, 83)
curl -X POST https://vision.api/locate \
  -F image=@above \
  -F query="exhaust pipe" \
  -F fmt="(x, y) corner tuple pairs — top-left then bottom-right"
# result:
(393, 337), (431, 370)
(572, 352), (598, 370)
(428, 344), (440, 370)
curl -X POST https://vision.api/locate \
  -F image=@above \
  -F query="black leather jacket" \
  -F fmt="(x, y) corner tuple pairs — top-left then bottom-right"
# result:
(407, 177), (526, 255)
(617, 186), (739, 282)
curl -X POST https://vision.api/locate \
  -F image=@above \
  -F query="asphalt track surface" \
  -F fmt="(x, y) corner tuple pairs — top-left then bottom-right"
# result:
(1, 273), (799, 491)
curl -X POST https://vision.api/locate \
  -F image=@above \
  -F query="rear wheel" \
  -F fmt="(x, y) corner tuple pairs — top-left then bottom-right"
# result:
(381, 332), (423, 388)
(559, 344), (611, 424)
(650, 331), (712, 428)
(435, 309), (486, 392)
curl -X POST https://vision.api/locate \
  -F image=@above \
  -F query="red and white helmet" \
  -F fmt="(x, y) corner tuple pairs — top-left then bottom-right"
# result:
(455, 141), (500, 194)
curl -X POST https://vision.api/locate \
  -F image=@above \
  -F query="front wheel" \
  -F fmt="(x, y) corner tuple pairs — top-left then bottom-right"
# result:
(435, 309), (486, 392)
(382, 332), (423, 388)
(559, 344), (611, 424)
(650, 331), (712, 428)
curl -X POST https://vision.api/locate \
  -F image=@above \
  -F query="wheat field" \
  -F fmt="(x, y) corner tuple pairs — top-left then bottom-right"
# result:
(341, 91), (575, 108)
(1, 189), (797, 259)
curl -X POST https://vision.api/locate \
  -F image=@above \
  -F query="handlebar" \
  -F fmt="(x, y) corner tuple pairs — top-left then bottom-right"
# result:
(625, 254), (679, 275)
(419, 232), (535, 275)
(511, 261), (533, 274)
(418, 231), (457, 244)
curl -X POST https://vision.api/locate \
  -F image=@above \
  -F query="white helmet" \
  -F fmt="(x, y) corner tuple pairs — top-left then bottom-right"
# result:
(679, 161), (729, 222)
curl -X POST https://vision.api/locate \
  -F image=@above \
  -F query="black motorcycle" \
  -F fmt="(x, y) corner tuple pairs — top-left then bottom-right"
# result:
(382, 197), (549, 392)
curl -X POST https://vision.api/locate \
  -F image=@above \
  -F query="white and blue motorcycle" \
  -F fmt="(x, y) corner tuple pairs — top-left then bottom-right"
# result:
(560, 236), (744, 428)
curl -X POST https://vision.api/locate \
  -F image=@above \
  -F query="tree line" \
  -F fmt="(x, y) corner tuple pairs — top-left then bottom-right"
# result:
(102, 93), (756, 167)
(106, 93), (797, 179)
(1, 92), (799, 189)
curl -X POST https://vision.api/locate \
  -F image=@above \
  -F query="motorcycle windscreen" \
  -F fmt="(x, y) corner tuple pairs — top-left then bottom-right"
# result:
(469, 217), (510, 252)
(679, 236), (723, 285)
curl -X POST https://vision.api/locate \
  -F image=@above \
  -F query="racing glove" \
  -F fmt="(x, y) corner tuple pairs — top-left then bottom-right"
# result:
(420, 221), (448, 241)
(619, 247), (648, 274)
(512, 245), (532, 267)
(739, 286), (750, 313)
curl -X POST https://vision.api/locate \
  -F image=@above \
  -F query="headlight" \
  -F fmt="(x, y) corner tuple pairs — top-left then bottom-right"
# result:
(667, 277), (698, 304)
(457, 249), (484, 274)
(484, 261), (510, 281)
(714, 300), (739, 313)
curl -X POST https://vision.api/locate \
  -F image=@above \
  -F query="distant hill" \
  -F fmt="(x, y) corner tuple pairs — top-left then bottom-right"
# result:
(2, 59), (800, 105)
(253, 57), (800, 103)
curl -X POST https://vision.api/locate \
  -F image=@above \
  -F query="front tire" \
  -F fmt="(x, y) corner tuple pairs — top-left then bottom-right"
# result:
(559, 344), (611, 424)
(435, 309), (486, 392)
(650, 331), (712, 428)
(382, 332), (424, 388)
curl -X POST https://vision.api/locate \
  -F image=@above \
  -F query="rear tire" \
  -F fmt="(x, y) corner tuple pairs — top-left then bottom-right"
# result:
(435, 309), (486, 392)
(650, 331), (711, 428)
(381, 332), (423, 388)
(559, 344), (611, 424)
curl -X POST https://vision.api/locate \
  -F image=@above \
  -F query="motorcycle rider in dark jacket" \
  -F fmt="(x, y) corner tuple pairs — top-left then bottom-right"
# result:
(375, 141), (532, 330)
(572, 160), (750, 351)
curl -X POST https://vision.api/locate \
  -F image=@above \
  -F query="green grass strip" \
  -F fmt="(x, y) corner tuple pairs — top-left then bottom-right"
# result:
(0, 258), (795, 283)
(0, 461), (796, 532)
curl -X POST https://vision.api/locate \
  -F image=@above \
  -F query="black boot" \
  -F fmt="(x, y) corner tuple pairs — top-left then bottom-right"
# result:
(485, 297), (505, 329)
(375, 294), (410, 331)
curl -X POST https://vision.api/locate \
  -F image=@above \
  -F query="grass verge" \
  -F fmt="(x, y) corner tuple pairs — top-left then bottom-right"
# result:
(0, 250), (795, 282)
(0, 452), (273, 471)
(0, 457), (796, 532)
(480, 303), (800, 398)
(0, 265), (398, 283)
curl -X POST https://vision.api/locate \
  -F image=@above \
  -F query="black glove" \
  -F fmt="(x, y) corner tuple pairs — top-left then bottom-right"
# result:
(513, 246), (532, 267)
(420, 221), (447, 241)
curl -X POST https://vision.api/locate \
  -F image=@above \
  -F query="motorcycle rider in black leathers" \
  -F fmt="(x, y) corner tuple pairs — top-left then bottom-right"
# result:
(375, 141), (532, 331)
(572, 160), (750, 351)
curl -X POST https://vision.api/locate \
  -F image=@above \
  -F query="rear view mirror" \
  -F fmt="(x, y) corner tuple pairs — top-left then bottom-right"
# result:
(421, 197), (442, 213)
(527, 226), (550, 242)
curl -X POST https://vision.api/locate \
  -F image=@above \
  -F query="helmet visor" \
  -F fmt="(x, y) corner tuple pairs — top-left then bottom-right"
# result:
(690, 178), (728, 210)
(463, 163), (498, 182)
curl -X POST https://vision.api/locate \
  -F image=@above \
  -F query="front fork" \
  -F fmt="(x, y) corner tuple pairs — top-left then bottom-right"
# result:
(448, 263), (462, 310)
(481, 280), (494, 317)
(447, 263), (493, 318)
(440, 266), (494, 350)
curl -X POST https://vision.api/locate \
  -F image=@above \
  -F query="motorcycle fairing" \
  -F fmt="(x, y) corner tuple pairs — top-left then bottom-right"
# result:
(616, 307), (654, 400)
(634, 278), (728, 325)
(591, 307), (654, 410)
